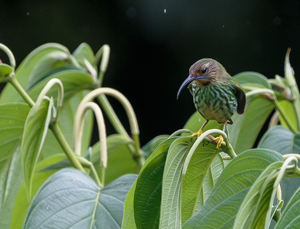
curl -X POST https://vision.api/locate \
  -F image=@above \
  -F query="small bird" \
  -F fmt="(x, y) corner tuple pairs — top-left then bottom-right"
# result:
(177, 58), (246, 148)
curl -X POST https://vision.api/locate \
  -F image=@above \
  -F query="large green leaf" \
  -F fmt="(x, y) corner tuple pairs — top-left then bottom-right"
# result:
(0, 103), (30, 172)
(92, 134), (138, 184)
(141, 135), (169, 159)
(159, 137), (193, 229)
(233, 161), (283, 229)
(227, 72), (274, 153)
(121, 181), (137, 229)
(258, 126), (297, 155)
(258, 125), (300, 208)
(72, 43), (95, 66)
(28, 70), (94, 103)
(0, 148), (23, 229)
(21, 97), (53, 198)
(227, 93), (274, 153)
(0, 103), (29, 228)
(0, 43), (69, 104)
(38, 134), (134, 183)
(183, 149), (283, 229)
(26, 51), (72, 90)
(194, 153), (229, 209)
(10, 154), (66, 229)
(233, 71), (271, 89)
(134, 137), (177, 229)
(182, 149), (225, 223)
(275, 187), (300, 229)
(40, 90), (93, 159)
(23, 169), (137, 228)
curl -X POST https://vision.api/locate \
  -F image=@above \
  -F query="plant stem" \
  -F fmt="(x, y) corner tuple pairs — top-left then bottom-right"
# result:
(273, 98), (298, 134)
(223, 137), (237, 159)
(132, 134), (144, 169)
(9, 75), (35, 107)
(97, 94), (129, 138)
(182, 129), (226, 175)
(98, 71), (105, 87)
(0, 43), (16, 69)
(50, 122), (85, 172)
(100, 166), (105, 187)
(77, 157), (102, 187)
(169, 129), (194, 137)
(97, 94), (140, 164)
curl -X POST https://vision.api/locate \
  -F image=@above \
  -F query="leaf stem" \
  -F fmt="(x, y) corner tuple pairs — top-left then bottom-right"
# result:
(96, 94), (141, 166)
(74, 101), (108, 185)
(182, 129), (227, 175)
(9, 74), (35, 107)
(97, 94), (129, 138)
(77, 157), (102, 188)
(132, 133), (144, 168)
(222, 137), (237, 159)
(33, 78), (64, 121)
(0, 43), (16, 69)
(50, 123), (85, 172)
(169, 129), (194, 137)
(83, 88), (144, 168)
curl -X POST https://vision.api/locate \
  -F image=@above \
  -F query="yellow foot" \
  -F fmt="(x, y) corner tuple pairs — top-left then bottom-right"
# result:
(213, 135), (224, 149)
(191, 130), (203, 138)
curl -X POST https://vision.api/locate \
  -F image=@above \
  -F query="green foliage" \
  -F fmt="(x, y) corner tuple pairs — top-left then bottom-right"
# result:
(0, 43), (300, 229)
(21, 97), (53, 199)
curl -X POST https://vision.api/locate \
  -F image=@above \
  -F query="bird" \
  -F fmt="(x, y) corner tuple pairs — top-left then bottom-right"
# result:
(177, 58), (246, 148)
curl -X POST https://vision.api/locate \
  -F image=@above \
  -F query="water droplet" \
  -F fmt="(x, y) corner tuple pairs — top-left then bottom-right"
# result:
(26, 12), (30, 16)
(126, 7), (137, 18)
(164, 9), (166, 13)
(273, 17), (281, 26)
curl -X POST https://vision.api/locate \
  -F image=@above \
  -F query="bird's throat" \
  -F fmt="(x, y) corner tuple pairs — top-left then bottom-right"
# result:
(196, 78), (211, 87)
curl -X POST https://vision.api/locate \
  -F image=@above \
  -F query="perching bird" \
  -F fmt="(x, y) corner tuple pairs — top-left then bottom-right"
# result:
(177, 58), (246, 148)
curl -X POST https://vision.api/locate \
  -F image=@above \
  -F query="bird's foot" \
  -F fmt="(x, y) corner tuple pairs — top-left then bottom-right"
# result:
(213, 135), (224, 149)
(191, 129), (203, 138)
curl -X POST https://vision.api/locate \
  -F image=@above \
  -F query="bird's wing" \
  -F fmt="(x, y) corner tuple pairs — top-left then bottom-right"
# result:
(234, 83), (246, 114)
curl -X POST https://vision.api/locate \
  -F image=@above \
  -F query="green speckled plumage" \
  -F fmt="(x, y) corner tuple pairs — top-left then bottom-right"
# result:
(189, 80), (238, 123)
(177, 58), (246, 125)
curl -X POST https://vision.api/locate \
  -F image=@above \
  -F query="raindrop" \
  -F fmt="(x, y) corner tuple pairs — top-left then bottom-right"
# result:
(26, 12), (30, 16)
(164, 9), (166, 13)
(126, 7), (137, 18)
(273, 17), (281, 26)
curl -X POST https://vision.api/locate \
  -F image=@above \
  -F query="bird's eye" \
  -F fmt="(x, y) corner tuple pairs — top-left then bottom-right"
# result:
(201, 68), (207, 74)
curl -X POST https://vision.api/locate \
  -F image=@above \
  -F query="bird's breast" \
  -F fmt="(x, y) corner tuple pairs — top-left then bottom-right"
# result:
(190, 82), (238, 123)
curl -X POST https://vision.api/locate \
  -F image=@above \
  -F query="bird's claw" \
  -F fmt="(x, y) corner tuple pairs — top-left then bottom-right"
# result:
(213, 135), (224, 149)
(191, 130), (203, 138)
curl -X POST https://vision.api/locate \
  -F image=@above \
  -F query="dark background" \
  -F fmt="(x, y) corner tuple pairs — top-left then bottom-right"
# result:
(1, 0), (300, 145)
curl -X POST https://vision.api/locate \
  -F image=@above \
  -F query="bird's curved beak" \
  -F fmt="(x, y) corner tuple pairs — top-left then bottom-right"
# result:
(177, 75), (208, 99)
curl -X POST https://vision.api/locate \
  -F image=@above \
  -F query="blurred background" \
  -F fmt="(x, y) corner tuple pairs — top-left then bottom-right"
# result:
(1, 0), (300, 145)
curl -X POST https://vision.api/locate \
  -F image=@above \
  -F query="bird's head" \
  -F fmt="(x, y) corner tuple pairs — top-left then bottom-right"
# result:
(177, 58), (226, 99)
